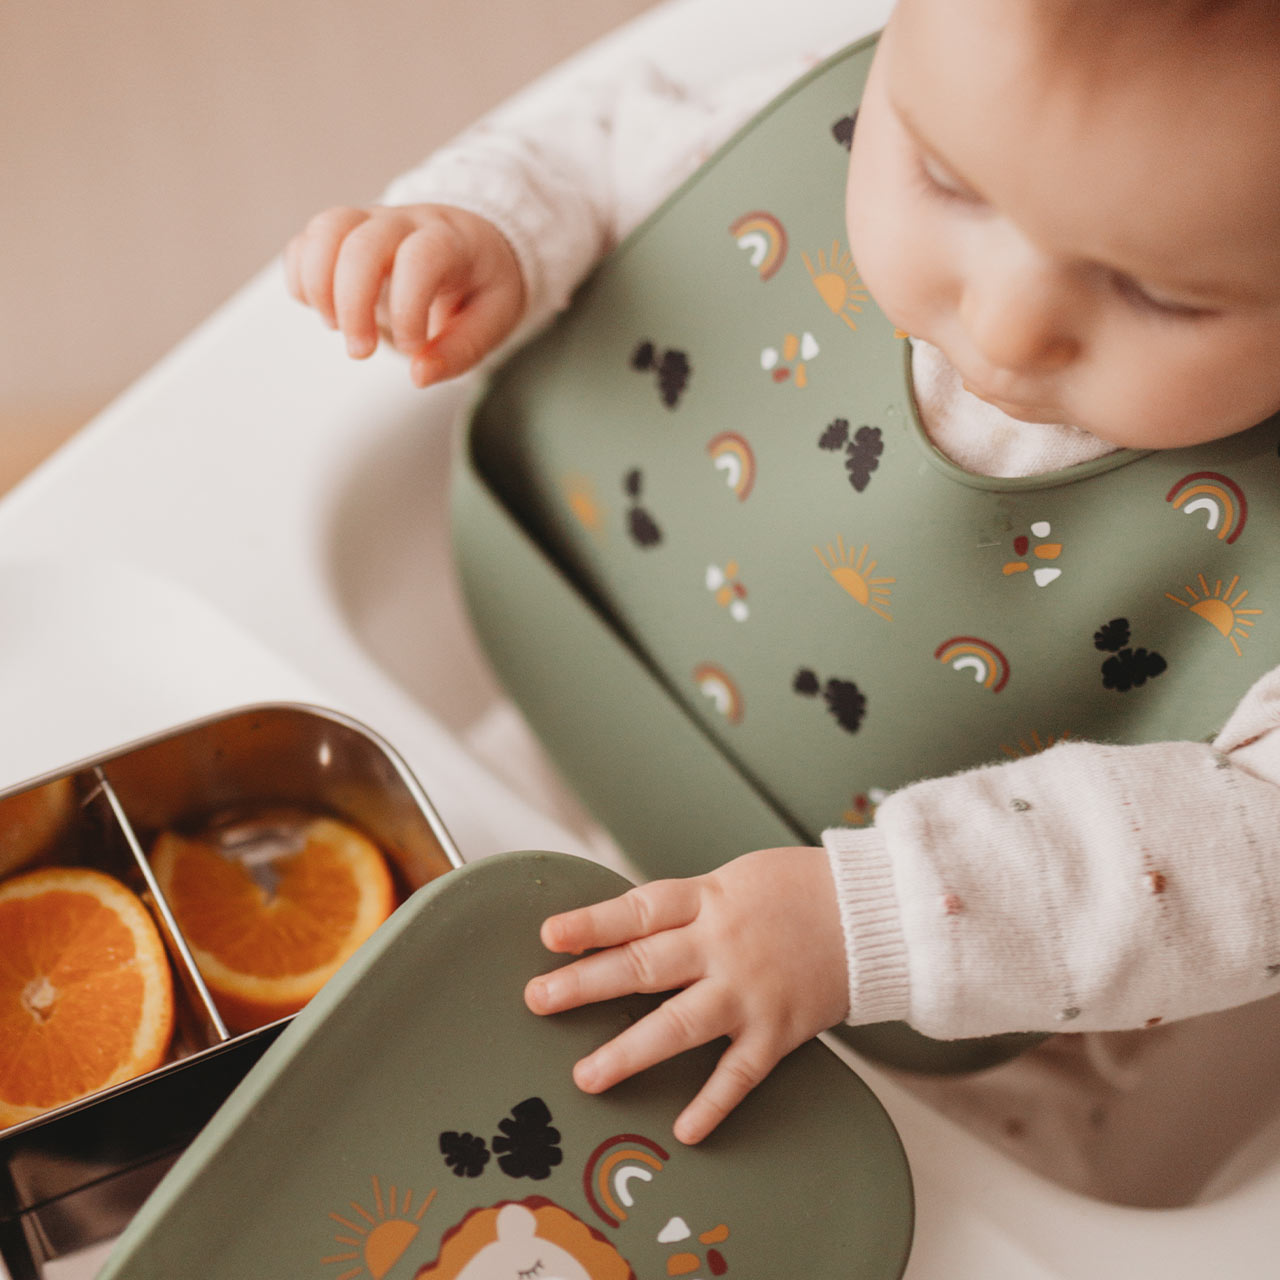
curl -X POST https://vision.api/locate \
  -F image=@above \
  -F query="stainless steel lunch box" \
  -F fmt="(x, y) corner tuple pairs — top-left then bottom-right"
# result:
(0, 703), (463, 1279)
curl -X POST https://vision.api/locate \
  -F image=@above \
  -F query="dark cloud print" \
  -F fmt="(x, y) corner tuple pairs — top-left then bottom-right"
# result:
(793, 668), (821, 697)
(624, 468), (662, 547)
(832, 110), (858, 150)
(1093, 618), (1131, 652)
(818, 418), (884, 493)
(823, 679), (868, 733)
(631, 340), (691, 408)
(794, 667), (867, 733)
(1102, 648), (1167, 692)
(1093, 617), (1167, 692)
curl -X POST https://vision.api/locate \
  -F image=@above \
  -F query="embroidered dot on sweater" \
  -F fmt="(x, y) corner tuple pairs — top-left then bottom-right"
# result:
(941, 893), (965, 915)
(1057, 1006), (1081, 1022)
(1144, 1016), (1163, 1027)
(1010, 797), (1032, 812)
(1267, 963), (1280, 979)
(1145, 870), (1167, 895)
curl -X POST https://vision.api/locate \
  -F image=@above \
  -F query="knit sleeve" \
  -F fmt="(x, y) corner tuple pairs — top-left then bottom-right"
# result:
(823, 665), (1280, 1041)
(377, 54), (815, 333)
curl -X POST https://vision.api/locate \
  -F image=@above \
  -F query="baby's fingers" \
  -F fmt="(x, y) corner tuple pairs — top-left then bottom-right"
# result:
(384, 225), (456, 357)
(287, 206), (370, 327)
(539, 879), (701, 956)
(673, 1036), (779, 1145)
(571, 983), (730, 1101)
(525, 925), (699, 1016)
(333, 214), (418, 359)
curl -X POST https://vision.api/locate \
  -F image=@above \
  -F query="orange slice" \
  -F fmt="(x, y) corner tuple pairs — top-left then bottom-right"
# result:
(0, 866), (175, 1129)
(150, 815), (395, 1033)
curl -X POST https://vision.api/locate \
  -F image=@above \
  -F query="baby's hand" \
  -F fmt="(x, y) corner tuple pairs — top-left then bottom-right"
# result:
(524, 847), (849, 1145)
(283, 203), (525, 387)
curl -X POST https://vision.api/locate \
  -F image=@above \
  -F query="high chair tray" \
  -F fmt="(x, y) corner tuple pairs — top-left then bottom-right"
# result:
(100, 849), (913, 1279)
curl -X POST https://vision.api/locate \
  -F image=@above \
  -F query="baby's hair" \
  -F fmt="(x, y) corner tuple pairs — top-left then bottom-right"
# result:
(1027, 0), (1280, 85)
(1045, 0), (1279, 35)
(1056, 0), (1274, 17)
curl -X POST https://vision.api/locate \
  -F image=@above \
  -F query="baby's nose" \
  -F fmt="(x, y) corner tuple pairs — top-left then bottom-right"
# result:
(959, 255), (1082, 375)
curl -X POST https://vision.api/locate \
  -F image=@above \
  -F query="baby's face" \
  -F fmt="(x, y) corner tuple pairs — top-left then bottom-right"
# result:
(847, 0), (1280, 448)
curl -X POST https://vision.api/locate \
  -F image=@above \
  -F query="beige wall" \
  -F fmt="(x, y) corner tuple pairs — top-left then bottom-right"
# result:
(0, 0), (656, 490)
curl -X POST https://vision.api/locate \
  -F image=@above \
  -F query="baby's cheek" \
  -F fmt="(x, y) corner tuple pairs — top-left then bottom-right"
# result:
(846, 149), (930, 323)
(853, 227), (926, 337)
(1088, 321), (1280, 449)
(847, 189), (932, 335)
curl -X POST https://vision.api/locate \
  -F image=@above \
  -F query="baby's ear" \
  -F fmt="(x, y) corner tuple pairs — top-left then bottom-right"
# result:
(495, 1202), (538, 1242)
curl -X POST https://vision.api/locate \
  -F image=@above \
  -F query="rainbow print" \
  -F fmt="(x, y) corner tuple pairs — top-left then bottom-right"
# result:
(582, 1134), (670, 1229)
(934, 636), (1010, 692)
(729, 211), (788, 280)
(1165, 471), (1247, 543)
(693, 662), (744, 723)
(706, 431), (756, 499)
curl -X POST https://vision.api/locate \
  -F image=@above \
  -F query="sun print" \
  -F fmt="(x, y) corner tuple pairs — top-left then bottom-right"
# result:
(1001, 730), (1071, 759)
(324, 1177), (437, 1280)
(803, 241), (868, 330)
(561, 473), (606, 537)
(814, 536), (894, 621)
(1165, 573), (1261, 656)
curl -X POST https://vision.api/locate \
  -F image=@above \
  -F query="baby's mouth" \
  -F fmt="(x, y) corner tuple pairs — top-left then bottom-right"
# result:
(914, 337), (1072, 426)
(961, 380), (1064, 425)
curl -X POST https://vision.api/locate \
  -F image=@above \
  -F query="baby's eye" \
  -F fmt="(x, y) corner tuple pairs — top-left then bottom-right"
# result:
(916, 149), (983, 206)
(516, 1262), (545, 1279)
(1112, 272), (1215, 321)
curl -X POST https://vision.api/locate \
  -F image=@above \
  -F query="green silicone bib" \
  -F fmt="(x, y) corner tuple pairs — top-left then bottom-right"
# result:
(465, 35), (1280, 843)
(453, 35), (1280, 1071)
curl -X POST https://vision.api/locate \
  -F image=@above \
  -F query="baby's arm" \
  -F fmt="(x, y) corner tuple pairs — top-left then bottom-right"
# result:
(283, 203), (525, 388)
(528, 666), (1280, 1140)
(286, 34), (830, 386)
(524, 846), (848, 1145)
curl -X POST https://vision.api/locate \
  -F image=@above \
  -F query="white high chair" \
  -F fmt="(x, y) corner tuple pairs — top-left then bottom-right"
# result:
(2, 1), (1279, 1274)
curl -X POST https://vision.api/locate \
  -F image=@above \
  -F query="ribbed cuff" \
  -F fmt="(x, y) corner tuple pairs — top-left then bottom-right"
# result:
(822, 827), (911, 1026)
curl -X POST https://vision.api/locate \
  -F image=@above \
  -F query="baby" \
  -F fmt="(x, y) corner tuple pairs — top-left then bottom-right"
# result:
(286, 0), (1280, 1146)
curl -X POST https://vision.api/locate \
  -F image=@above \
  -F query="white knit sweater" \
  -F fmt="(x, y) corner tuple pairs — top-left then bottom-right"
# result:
(380, 11), (1280, 1042)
